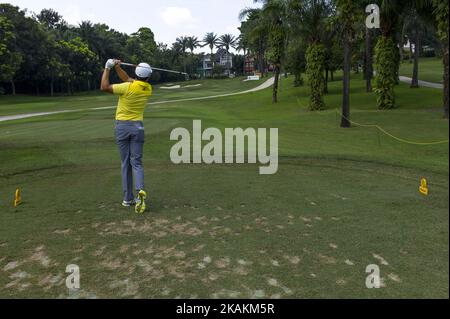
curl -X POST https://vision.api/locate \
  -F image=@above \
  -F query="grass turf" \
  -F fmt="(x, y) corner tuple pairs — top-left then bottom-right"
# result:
(0, 75), (448, 298)
(0, 76), (264, 117)
(399, 57), (444, 84)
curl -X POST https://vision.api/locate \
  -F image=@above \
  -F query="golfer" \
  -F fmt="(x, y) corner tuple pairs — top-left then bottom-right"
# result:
(100, 59), (152, 213)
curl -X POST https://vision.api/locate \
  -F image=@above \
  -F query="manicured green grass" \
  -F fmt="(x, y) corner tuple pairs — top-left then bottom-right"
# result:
(0, 75), (448, 298)
(0, 76), (264, 117)
(399, 57), (444, 83)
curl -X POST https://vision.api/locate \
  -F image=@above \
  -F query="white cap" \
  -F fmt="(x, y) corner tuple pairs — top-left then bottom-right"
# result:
(135, 63), (152, 78)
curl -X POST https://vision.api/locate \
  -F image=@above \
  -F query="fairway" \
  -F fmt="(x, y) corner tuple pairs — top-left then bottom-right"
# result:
(0, 76), (448, 298)
(399, 57), (444, 84)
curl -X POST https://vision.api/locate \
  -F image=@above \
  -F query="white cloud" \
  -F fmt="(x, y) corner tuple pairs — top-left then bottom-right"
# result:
(160, 7), (198, 29)
(62, 5), (96, 26)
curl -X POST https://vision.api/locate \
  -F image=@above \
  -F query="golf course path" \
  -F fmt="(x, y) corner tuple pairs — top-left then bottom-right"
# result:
(398, 76), (444, 89)
(0, 77), (275, 123)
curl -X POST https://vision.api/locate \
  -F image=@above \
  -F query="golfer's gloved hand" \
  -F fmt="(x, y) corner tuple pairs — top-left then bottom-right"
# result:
(105, 59), (115, 70)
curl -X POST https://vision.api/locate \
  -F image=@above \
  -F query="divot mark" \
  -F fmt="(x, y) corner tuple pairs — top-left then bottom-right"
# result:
(388, 273), (401, 282)
(372, 254), (389, 265)
(3, 261), (20, 271)
(345, 259), (355, 266)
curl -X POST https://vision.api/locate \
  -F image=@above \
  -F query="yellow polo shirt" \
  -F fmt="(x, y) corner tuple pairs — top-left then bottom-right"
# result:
(112, 80), (152, 121)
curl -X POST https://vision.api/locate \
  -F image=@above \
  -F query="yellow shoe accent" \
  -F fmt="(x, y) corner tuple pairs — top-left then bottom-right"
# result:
(419, 178), (428, 196)
(14, 188), (21, 208)
(135, 190), (147, 214)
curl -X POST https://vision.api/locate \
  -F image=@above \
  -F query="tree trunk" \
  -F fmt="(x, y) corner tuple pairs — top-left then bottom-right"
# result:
(87, 78), (91, 91)
(324, 68), (329, 94)
(272, 65), (280, 104)
(341, 37), (351, 128)
(411, 28), (420, 88)
(443, 40), (449, 119)
(365, 27), (373, 92)
(50, 77), (54, 97)
(259, 52), (264, 76)
(11, 80), (16, 95)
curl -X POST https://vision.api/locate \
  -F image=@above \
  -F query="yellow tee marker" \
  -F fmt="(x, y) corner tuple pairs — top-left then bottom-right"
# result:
(419, 178), (428, 196)
(14, 188), (21, 207)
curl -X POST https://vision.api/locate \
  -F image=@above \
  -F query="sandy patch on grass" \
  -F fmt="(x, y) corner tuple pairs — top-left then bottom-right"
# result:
(215, 257), (231, 269)
(251, 290), (266, 298)
(211, 289), (241, 299)
(267, 278), (279, 287)
(336, 278), (347, 285)
(271, 260), (280, 267)
(372, 253), (389, 265)
(318, 254), (337, 264)
(345, 259), (355, 266)
(208, 273), (219, 281)
(53, 229), (71, 235)
(10, 271), (30, 280)
(283, 255), (301, 265)
(233, 266), (250, 276)
(192, 244), (205, 252)
(388, 273), (401, 283)
(93, 245), (107, 256)
(28, 246), (52, 267)
(3, 261), (21, 271)
(100, 256), (125, 270)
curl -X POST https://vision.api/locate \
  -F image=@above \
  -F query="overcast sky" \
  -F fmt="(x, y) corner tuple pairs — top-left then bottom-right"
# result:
(7, 0), (261, 53)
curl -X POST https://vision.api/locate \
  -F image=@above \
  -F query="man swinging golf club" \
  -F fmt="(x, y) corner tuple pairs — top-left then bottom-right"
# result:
(101, 59), (152, 213)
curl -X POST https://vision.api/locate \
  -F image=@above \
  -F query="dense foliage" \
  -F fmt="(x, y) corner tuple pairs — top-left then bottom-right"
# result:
(306, 43), (326, 110)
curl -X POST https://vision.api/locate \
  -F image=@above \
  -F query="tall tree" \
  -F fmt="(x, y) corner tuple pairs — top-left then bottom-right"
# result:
(0, 15), (22, 95)
(374, 0), (405, 110)
(202, 32), (219, 72)
(175, 36), (188, 74)
(433, 0), (449, 118)
(186, 36), (200, 75)
(217, 34), (237, 75)
(255, 0), (289, 103)
(239, 8), (269, 77)
(290, 0), (331, 110)
(403, 8), (429, 88)
(335, 0), (361, 127)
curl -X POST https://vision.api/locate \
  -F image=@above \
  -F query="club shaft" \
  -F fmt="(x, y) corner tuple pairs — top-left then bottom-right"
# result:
(120, 62), (188, 75)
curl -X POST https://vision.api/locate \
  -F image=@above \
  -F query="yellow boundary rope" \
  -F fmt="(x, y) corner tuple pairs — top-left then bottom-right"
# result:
(336, 109), (449, 146)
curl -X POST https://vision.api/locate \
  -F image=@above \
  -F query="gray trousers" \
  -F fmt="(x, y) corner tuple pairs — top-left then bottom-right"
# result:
(115, 121), (145, 201)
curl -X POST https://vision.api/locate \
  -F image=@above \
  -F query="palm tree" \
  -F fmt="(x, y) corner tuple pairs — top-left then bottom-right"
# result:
(374, 0), (407, 110)
(252, 1), (290, 103)
(186, 36), (200, 54)
(235, 35), (249, 75)
(335, 0), (360, 128)
(433, 0), (449, 118)
(218, 34), (237, 53)
(403, 8), (430, 88)
(186, 36), (200, 74)
(290, 0), (331, 110)
(217, 34), (237, 75)
(239, 8), (269, 77)
(176, 36), (188, 74)
(202, 32), (219, 72)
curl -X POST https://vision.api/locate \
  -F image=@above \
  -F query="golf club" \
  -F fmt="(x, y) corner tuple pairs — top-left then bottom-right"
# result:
(120, 62), (189, 79)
